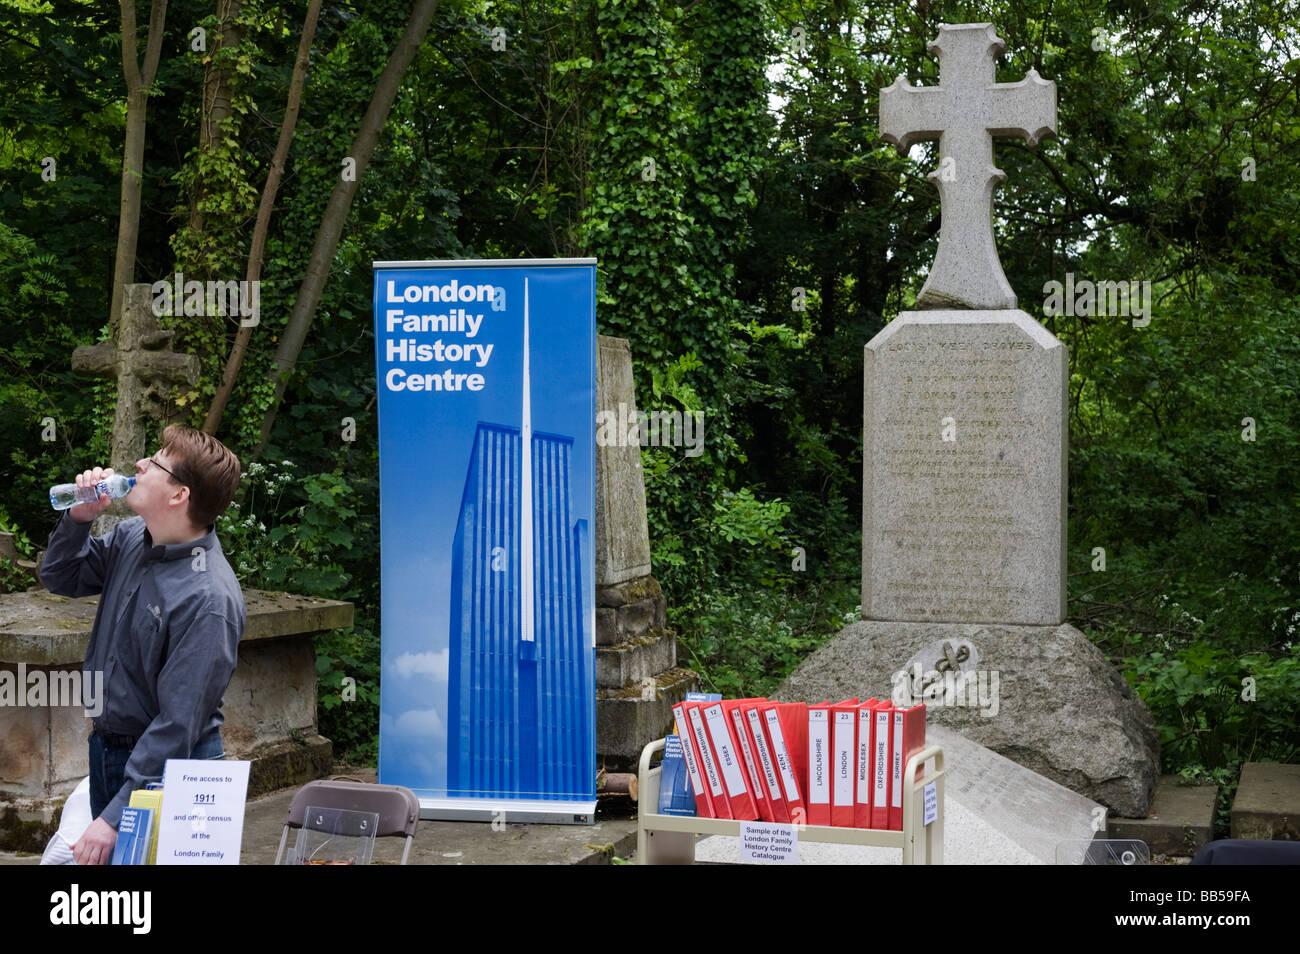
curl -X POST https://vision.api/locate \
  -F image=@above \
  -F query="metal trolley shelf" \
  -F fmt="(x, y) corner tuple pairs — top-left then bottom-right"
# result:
(635, 737), (945, 864)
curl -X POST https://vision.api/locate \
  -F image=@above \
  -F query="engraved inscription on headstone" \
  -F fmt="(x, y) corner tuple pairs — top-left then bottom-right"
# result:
(862, 311), (1066, 625)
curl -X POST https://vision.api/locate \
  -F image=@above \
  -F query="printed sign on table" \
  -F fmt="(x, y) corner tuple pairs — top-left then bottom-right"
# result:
(155, 759), (251, 864)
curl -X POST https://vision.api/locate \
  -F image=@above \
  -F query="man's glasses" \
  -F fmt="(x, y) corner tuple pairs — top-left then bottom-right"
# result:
(144, 457), (183, 482)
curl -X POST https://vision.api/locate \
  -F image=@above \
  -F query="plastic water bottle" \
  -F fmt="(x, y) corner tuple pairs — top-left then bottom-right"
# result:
(49, 475), (136, 511)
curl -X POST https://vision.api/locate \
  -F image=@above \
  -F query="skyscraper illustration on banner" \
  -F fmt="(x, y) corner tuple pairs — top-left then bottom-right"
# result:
(447, 280), (594, 800)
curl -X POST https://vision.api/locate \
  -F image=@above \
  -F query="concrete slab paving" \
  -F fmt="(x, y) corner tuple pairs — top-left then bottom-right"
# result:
(2, 769), (639, 866)
(1109, 775), (1218, 856)
(1231, 762), (1300, 840)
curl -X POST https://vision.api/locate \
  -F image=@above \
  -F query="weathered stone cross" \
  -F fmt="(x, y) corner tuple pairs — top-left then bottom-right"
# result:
(880, 22), (1056, 311)
(72, 282), (199, 533)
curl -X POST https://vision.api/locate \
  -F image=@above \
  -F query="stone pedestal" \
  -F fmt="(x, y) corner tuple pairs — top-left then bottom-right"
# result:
(1109, 775), (1218, 856)
(593, 575), (697, 769)
(1231, 762), (1300, 840)
(839, 307), (1160, 816)
(0, 587), (350, 848)
(592, 336), (696, 768)
(863, 310), (1066, 625)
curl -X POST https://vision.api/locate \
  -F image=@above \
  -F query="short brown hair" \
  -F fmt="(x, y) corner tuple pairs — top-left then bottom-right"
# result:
(158, 425), (242, 528)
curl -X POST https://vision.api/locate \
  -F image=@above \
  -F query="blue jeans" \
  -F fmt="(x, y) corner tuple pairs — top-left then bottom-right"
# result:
(89, 729), (224, 822)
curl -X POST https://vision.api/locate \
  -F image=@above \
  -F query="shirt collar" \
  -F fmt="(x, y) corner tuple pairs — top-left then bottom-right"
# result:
(141, 525), (218, 564)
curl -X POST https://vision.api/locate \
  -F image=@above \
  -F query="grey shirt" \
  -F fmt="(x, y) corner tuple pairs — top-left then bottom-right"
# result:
(41, 512), (245, 827)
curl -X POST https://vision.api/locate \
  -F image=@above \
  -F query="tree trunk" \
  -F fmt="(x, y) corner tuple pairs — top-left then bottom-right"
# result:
(203, 0), (322, 436)
(109, 0), (168, 333)
(186, 0), (245, 253)
(252, 0), (441, 460)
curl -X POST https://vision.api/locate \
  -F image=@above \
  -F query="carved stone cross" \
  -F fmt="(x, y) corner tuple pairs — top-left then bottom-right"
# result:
(72, 282), (200, 532)
(880, 23), (1056, 310)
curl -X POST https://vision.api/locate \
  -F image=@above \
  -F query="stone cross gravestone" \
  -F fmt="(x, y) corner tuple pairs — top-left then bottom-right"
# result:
(868, 23), (1064, 623)
(780, 23), (1159, 819)
(879, 22), (1055, 310)
(71, 282), (199, 534)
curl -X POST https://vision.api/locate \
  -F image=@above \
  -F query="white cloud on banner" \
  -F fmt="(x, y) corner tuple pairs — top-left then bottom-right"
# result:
(390, 649), (449, 681)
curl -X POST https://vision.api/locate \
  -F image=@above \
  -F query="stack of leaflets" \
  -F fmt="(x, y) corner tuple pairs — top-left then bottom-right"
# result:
(111, 805), (154, 865)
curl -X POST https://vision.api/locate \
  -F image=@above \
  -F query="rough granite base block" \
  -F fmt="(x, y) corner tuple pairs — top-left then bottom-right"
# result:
(776, 620), (1160, 817)
(596, 667), (698, 771)
(596, 577), (667, 646)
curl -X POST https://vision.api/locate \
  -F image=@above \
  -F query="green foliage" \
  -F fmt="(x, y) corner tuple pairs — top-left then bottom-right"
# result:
(673, 545), (862, 699)
(216, 459), (378, 763)
(314, 624), (381, 764)
(3, 0), (1299, 778)
(1124, 639), (1300, 771)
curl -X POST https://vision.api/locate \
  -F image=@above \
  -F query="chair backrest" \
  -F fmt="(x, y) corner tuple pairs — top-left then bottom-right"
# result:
(284, 780), (419, 839)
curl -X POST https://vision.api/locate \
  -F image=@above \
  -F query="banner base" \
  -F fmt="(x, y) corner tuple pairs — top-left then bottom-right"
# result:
(418, 797), (598, 825)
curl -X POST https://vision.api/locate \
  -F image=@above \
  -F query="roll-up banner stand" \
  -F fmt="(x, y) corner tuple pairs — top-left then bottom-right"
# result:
(373, 259), (597, 823)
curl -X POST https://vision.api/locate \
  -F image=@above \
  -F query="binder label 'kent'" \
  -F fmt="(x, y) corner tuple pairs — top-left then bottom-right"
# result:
(765, 710), (802, 801)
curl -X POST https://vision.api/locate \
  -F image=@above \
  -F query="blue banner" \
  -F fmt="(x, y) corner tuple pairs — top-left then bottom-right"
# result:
(373, 259), (596, 821)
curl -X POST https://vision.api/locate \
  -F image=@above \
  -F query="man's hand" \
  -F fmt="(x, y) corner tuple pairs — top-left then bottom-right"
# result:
(73, 817), (117, 865)
(68, 466), (116, 525)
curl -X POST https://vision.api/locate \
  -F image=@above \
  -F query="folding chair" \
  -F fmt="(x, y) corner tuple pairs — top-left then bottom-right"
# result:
(275, 779), (420, 865)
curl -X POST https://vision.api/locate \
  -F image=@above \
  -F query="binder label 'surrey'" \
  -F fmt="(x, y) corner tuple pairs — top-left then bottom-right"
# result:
(373, 259), (597, 820)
